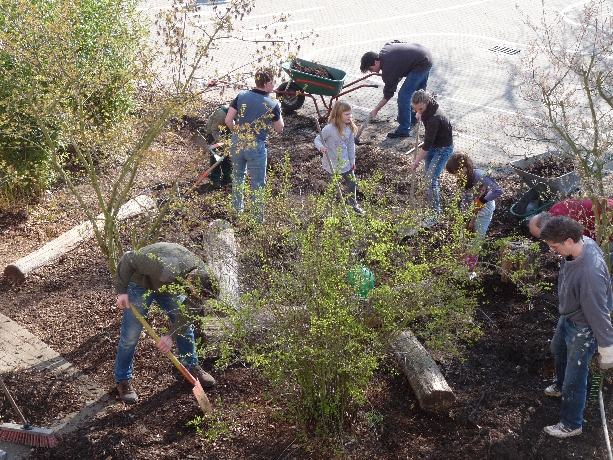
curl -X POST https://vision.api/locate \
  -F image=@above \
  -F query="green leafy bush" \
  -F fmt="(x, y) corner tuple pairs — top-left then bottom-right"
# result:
(216, 154), (482, 436)
(0, 0), (145, 204)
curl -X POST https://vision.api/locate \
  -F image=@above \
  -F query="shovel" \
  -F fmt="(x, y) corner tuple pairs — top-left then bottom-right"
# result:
(190, 131), (226, 189)
(355, 114), (372, 145)
(396, 123), (424, 238)
(193, 151), (225, 189)
(409, 122), (421, 208)
(128, 304), (212, 414)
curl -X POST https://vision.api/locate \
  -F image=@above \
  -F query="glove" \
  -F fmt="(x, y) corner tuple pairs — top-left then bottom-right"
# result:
(598, 346), (613, 370)
(474, 197), (487, 211)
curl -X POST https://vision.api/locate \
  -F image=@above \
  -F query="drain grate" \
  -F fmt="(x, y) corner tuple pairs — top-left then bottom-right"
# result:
(489, 45), (521, 55)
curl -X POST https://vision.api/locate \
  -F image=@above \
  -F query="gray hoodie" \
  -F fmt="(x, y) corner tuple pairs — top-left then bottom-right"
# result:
(558, 237), (613, 347)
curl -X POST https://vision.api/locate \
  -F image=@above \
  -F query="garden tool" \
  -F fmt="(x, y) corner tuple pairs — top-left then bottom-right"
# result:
(465, 188), (487, 233)
(409, 122), (421, 208)
(396, 123), (423, 239)
(191, 153), (225, 189)
(597, 374), (613, 460)
(190, 129), (226, 189)
(128, 305), (212, 414)
(314, 119), (354, 232)
(0, 376), (57, 448)
(354, 114), (372, 145)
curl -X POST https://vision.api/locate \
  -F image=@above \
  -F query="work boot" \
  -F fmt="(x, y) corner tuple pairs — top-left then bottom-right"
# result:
(116, 379), (138, 404)
(387, 130), (411, 139)
(211, 179), (222, 190)
(190, 365), (216, 388)
(351, 203), (366, 216)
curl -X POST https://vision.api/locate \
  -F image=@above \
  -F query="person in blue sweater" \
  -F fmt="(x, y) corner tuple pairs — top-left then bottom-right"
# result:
(225, 67), (284, 222)
(539, 216), (613, 438)
(445, 152), (503, 272)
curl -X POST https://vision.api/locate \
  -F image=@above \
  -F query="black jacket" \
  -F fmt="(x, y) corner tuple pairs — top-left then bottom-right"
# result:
(421, 98), (453, 151)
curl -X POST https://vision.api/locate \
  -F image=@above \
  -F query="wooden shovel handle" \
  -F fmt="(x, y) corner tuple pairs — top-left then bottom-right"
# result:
(128, 304), (196, 386)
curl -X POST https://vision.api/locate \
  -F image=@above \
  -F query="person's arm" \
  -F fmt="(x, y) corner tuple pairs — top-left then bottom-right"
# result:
(273, 115), (284, 133)
(369, 97), (389, 119)
(480, 175), (504, 203)
(314, 131), (328, 154)
(410, 148), (428, 171)
(225, 107), (238, 131)
(271, 104), (284, 133)
(348, 130), (356, 168)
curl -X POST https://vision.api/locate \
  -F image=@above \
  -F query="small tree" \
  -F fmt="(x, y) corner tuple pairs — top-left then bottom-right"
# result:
(0, 0), (304, 275)
(509, 0), (613, 257)
(215, 155), (482, 436)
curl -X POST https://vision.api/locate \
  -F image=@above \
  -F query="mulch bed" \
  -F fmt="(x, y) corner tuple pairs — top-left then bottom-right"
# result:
(0, 105), (611, 459)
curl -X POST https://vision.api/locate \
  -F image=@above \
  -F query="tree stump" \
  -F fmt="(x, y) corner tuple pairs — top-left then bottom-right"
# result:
(392, 330), (456, 412)
(499, 238), (538, 283)
(205, 219), (239, 310)
(4, 195), (156, 283)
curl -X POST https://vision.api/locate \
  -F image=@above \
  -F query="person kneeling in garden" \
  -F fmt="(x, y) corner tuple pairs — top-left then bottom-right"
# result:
(445, 152), (503, 276)
(113, 242), (219, 404)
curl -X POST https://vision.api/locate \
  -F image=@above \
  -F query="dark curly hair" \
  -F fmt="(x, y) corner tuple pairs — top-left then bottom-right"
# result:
(445, 152), (475, 190)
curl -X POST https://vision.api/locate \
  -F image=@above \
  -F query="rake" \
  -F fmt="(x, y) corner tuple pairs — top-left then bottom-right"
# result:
(0, 376), (57, 448)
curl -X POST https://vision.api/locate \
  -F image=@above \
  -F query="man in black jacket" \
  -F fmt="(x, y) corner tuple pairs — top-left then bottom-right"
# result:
(360, 41), (432, 138)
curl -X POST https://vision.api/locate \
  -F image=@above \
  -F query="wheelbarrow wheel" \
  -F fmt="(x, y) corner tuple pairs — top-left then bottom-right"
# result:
(276, 81), (305, 114)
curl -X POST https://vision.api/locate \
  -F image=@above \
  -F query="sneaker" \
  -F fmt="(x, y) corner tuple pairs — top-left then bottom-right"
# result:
(421, 217), (438, 228)
(387, 130), (411, 139)
(116, 379), (138, 404)
(190, 365), (216, 388)
(544, 384), (562, 397)
(543, 421), (582, 438)
(351, 203), (366, 216)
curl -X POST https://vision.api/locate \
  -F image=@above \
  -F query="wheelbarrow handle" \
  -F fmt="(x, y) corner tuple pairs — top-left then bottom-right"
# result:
(128, 304), (196, 386)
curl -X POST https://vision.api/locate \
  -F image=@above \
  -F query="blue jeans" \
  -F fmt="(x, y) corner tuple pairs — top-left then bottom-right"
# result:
(231, 136), (267, 222)
(550, 316), (597, 429)
(114, 282), (198, 382)
(424, 145), (454, 214)
(326, 170), (358, 206)
(473, 201), (495, 238)
(396, 68), (430, 134)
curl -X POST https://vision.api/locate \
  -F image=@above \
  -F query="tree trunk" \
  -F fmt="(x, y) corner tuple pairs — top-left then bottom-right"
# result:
(4, 195), (156, 283)
(392, 330), (456, 412)
(499, 239), (537, 283)
(205, 219), (239, 311)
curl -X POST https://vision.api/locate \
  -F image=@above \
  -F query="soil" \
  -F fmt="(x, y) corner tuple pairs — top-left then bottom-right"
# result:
(291, 60), (334, 80)
(514, 155), (575, 178)
(1, 105), (611, 460)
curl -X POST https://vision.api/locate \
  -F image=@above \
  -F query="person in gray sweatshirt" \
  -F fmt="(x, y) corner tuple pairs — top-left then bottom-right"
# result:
(539, 216), (613, 438)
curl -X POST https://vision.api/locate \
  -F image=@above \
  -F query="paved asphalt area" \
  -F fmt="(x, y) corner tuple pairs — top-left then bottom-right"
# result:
(140, 0), (594, 169)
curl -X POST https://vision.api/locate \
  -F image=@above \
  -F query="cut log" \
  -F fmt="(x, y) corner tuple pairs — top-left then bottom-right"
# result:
(392, 330), (456, 412)
(499, 238), (538, 283)
(205, 219), (239, 310)
(4, 195), (156, 283)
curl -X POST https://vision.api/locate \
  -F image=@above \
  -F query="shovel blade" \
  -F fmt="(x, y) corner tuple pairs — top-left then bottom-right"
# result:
(193, 381), (213, 414)
(190, 133), (208, 148)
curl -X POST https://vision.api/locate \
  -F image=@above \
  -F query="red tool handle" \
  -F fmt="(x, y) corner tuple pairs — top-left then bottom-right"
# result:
(128, 305), (196, 386)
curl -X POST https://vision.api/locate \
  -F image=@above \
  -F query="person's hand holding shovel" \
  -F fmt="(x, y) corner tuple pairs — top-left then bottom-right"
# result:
(157, 335), (173, 354)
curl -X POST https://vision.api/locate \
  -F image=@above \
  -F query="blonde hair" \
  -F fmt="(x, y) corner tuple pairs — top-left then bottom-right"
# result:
(328, 100), (358, 137)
